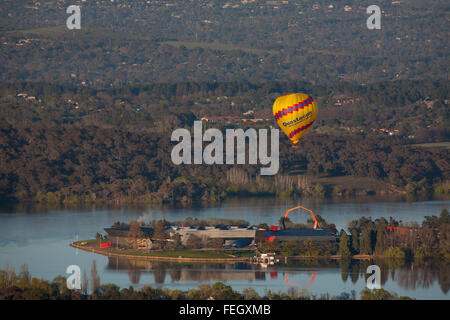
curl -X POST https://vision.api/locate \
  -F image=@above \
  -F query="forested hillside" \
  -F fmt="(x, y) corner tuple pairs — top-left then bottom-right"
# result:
(0, 81), (448, 204)
(0, 0), (448, 85)
(0, 1), (448, 204)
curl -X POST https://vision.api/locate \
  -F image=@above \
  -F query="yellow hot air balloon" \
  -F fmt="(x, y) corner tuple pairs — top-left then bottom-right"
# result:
(273, 93), (318, 145)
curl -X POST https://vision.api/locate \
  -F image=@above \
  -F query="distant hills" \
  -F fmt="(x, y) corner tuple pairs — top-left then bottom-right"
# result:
(0, 0), (448, 85)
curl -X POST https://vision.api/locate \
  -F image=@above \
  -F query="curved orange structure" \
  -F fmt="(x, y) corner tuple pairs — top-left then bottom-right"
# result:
(283, 272), (317, 287)
(284, 205), (319, 229)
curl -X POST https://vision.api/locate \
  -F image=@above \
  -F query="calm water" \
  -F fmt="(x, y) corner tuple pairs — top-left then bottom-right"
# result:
(0, 197), (448, 299)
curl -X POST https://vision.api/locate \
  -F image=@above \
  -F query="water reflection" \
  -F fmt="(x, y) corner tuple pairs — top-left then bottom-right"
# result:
(108, 258), (266, 284)
(0, 198), (448, 299)
(0, 195), (411, 214)
(391, 261), (447, 293)
(126, 260), (142, 284)
(107, 256), (449, 296)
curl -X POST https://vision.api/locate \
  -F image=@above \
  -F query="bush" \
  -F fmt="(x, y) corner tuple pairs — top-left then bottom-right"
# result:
(383, 247), (405, 259)
(185, 234), (202, 249)
(360, 288), (398, 300)
(414, 244), (433, 259)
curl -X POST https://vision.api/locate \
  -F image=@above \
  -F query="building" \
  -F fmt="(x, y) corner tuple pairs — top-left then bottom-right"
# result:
(265, 228), (336, 242)
(172, 226), (266, 245)
(104, 225), (266, 247)
(104, 224), (336, 248)
(104, 225), (155, 247)
(252, 253), (278, 267)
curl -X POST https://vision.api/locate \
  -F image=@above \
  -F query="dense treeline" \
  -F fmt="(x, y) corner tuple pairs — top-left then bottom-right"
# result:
(0, 121), (448, 203)
(0, 266), (412, 300)
(258, 209), (450, 262)
(0, 80), (448, 203)
(343, 209), (450, 260)
(0, 123), (449, 201)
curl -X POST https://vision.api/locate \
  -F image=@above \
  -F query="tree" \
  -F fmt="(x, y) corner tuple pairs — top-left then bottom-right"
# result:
(338, 231), (351, 257)
(168, 289), (185, 300)
(90, 260), (100, 295)
(211, 282), (239, 300)
(439, 209), (450, 224)
(82, 269), (88, 295)
(128, 221), (144, 249)
(302, 240), (319, 256)
(98, 284), (121, 300)
(360, 288), (397, 300)
(152, 220), (168, 249)
(242, 287), (261, 300)
(168, 233), (184, 250)
(19, 264), (31, 284)
(205, 237), (223, 249)
(257, 223), (269, 230)
(384, 246), (406, 259)
(153, 220), (167, 241)
(351, 229), (359, 254)
(185, 234), (202, 249)
(375, 225), (385, 254)
(360, 229), (373, 255)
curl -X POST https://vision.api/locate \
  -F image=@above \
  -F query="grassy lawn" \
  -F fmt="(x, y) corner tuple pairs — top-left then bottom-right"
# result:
(73, 239), (99, 246)
(74, 239), (254, 259)
(6, 26), (150, 41)
(160, 40), (270, 55)
(7, 27), (270, 55)
(112, 249), (242, 259)
(309, 175), (389, 189)
(227, 250), (256, 258)
(411, 142), (450, 150)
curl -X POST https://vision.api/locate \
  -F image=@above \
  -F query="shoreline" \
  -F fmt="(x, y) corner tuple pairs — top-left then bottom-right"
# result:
(4, 193), (448, 209)
(70, 243), (251, 263)
(71, 243), (375, 262)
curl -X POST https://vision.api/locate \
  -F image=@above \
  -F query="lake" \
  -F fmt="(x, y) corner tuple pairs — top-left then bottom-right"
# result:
(0, 197), (448, 299)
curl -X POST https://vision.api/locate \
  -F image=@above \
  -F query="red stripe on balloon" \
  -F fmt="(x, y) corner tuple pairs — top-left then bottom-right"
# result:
(288, 120), (315, 138)
(274, 96), (313, 121)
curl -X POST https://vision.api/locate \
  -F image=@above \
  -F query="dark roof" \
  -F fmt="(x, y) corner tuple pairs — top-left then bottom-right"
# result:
(107, 226), (154, 233)
(266, 228), (335, 237)
(231, 238), (252, 248)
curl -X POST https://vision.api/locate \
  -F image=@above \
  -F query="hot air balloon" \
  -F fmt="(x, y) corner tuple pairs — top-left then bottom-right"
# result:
(273, 93), (318, 146)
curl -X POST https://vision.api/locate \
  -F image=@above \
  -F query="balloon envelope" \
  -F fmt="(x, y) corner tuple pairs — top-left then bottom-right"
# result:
(273, 93), (318, 144)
